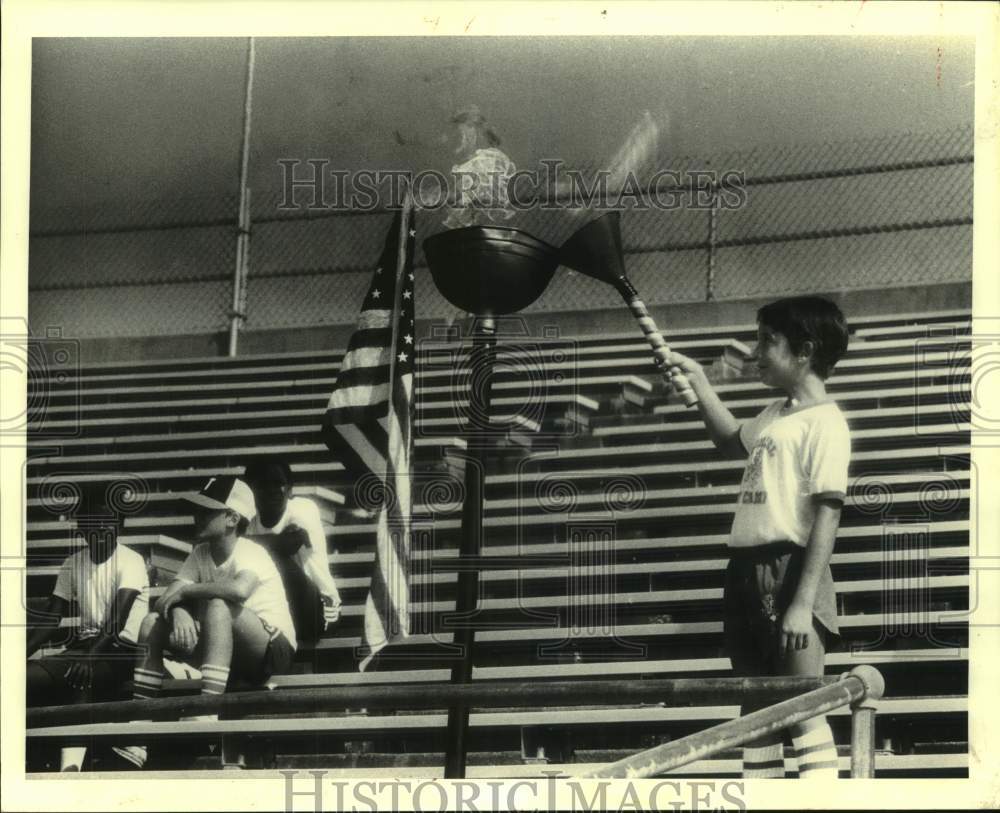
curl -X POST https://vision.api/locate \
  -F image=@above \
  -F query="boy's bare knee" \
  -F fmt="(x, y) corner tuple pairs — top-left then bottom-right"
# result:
(204, 597), (237, 619)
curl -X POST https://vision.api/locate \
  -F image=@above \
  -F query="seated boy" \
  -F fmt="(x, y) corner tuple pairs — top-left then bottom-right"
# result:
(243, 459), (341, 644)
(112, 476), (296, 769)
(26, 482), (149, 771)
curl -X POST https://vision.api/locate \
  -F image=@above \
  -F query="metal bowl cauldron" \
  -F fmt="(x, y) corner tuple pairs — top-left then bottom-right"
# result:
(423, 226), (558, 316)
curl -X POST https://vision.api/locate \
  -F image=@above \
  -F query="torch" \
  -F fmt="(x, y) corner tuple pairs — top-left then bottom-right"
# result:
(560, 209), (699, 407)
(559, 112), (698, 406)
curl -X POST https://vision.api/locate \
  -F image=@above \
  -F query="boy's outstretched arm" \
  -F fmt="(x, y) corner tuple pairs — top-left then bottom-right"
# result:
(780, 498), (842, 654)
(665, 351), (745, 458)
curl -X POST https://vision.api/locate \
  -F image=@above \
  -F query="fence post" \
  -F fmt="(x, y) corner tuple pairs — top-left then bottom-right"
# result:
(850, 697), (879, 778)
(228, 36), (256, 357)
(705, 184), (718, 302)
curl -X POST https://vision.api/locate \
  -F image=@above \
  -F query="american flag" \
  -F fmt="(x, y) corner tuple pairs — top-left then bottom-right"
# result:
(322, 202), (416, 670)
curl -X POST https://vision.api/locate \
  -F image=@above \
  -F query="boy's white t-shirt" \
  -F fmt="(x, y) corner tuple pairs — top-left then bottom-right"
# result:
(175, 537), (297, 650)
(52, 545), (149, 643)
(247, 497), (341, 606)
(729, 399), (851, 549)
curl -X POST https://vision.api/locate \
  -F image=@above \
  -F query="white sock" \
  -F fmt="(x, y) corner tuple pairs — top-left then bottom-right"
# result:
(793, 722), (839, 779)
(200, 663), (230, 697)
(59, 746), (87, 771)
(742, 739), (785, 778)
(182, 662), (228, 722)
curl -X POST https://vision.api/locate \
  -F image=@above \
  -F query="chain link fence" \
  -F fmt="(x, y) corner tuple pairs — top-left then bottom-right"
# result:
(28, 125), (973, 341)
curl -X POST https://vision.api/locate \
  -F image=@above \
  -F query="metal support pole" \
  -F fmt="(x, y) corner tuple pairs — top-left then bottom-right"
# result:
(228, 36), (256, 357)
(850, 700), (878, 778)
(444, 315), (497, 779)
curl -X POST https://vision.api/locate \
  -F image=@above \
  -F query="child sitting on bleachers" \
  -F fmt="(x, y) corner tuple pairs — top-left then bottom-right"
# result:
(26, 482), (149, 772)
(111, 476), (296, 769)
(664, 296), (851, 779)
(243, 459), (341, 644)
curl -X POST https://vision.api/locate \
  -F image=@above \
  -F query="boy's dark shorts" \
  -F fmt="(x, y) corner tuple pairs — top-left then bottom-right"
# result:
(32, 638), (141, 702)
(724, 541), (840, 674)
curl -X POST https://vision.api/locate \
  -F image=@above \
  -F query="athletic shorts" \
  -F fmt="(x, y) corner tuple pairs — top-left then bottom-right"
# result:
(723, 541), (840, 674)
(31, 637), (141, 703)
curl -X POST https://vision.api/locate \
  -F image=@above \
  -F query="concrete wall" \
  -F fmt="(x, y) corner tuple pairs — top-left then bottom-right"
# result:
(64, 281), (971, 366)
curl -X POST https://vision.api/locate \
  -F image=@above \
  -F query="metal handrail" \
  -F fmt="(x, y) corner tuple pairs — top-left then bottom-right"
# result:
(582, 665), (885, 779)
(27, 675), (833, 728)
(26, 668), (884, 777)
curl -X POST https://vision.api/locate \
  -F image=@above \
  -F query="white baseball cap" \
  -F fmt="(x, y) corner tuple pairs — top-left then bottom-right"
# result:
(183, 476), (256, 521)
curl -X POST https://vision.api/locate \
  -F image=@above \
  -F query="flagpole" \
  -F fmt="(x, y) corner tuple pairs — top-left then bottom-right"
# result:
(385, 183), (414, 394)
(358, 182), (414, 673)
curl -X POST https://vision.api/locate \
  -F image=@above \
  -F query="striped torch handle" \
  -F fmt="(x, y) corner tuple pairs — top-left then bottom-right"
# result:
(626, 295), (699, 407)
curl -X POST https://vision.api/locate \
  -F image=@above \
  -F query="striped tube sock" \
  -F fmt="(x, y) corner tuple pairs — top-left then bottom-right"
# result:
(793, 722), (840, 779)
(200, 663), (230, 696)
(133, 667), (163, 701)
(181, 663), (229, 723)
(742, 740), (786, 778)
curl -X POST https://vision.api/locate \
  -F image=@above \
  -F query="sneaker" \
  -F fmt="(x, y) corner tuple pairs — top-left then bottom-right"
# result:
(110, 745), (147, 769)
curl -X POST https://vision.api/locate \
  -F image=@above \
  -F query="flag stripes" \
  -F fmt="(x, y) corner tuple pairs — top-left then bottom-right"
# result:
(322, 203), (416, 670)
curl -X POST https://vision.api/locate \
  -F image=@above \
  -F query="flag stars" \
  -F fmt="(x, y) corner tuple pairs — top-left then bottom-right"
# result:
(398, 351), (409, 363)
(403, 334), (413, 345)
(408, 229), (416, 237)
(408, 273), (414, 282)
(371, 289), (381, 299)
(375, 267), (382, 276)
(402, 289), (412, 300)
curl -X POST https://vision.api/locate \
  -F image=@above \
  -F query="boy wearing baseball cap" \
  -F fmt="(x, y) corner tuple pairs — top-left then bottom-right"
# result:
(112, 476), (295, 769)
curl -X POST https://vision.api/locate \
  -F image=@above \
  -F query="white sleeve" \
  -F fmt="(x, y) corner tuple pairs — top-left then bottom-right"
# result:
(292, 499), (341, 604)
(174, 549), (200, 584)
(117, 550), (149, 593)
(739, 400), (781, 453)
(235, 540), (279, 582)
(806, 411), (851, 500)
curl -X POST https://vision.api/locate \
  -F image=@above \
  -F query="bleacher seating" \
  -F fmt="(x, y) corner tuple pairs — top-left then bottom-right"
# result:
(24, 308), (971, 776)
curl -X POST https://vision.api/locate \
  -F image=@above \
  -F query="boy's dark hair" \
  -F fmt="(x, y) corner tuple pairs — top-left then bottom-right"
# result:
(76, 481), (115, 517)
(757, 296), (849, 379)
(235, 516), (250, 536)
(243, 458), (294, 488)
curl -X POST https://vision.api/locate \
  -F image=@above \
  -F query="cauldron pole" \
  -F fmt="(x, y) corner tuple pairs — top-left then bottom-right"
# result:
(444, 314), (496, 779)
(423, 225), (558, 779)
